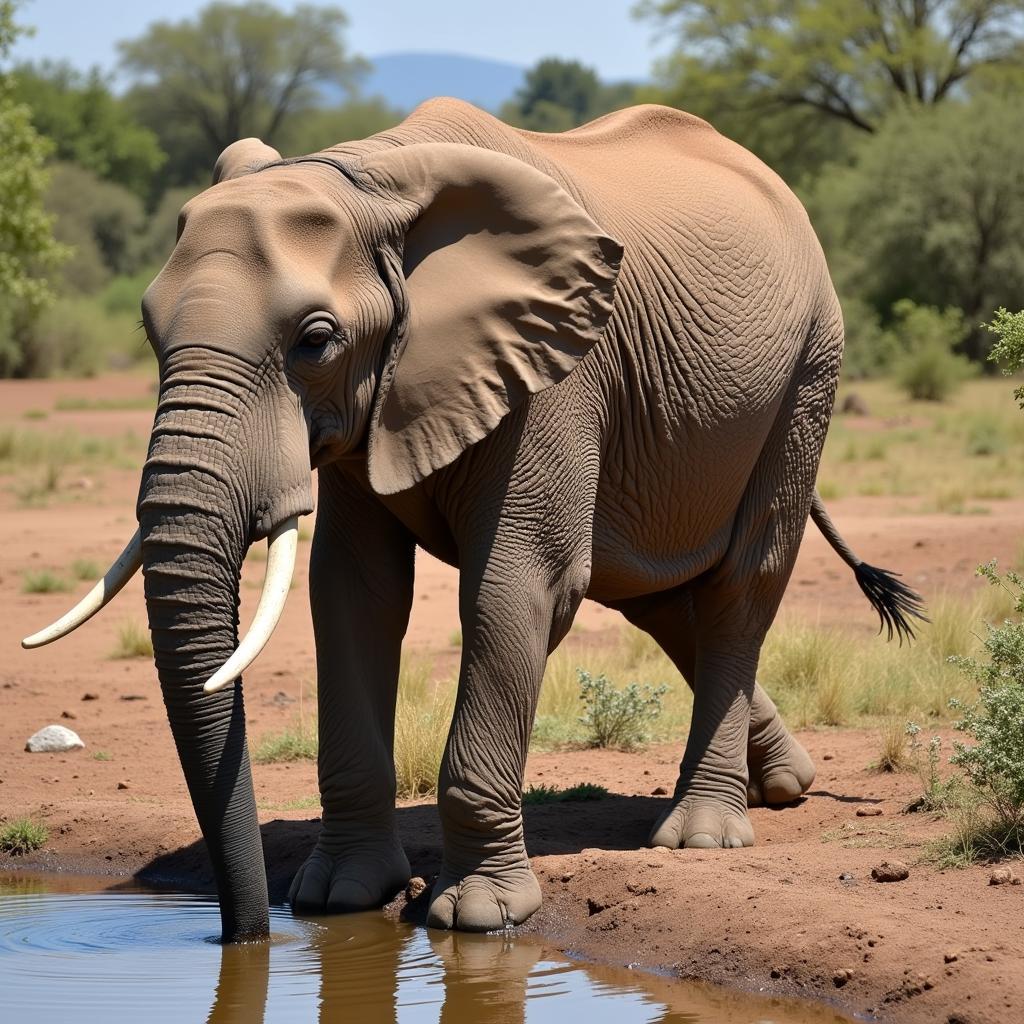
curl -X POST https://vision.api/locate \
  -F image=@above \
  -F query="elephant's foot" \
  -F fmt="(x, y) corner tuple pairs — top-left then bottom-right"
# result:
(649, 793), (755, 850)
(746, 714), (816, 807)
(289, 827), (410, 914)
(427, 858), (541, 932)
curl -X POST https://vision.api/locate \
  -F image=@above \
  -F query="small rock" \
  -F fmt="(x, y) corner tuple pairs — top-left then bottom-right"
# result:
(651, 785), (669, 796)
(833, 967), (854, 987)
(117, 781), (130, 790)
(822, 752), (835, 761)
(25, 725), (85, 753)
(857, 806), (883, 817)
(872, 860), (909, 883)
(988, 867), (1018, 886)
(81, 692), (99, 701)
(944, 952), (959, 963)
(60, 710), (76, 720)
(839, 871), (856, 884)
(405, 876), (427, 901)
(643, 769), (651, 776)
(561, 871), (575, 883)
(119, 694), (146, 702)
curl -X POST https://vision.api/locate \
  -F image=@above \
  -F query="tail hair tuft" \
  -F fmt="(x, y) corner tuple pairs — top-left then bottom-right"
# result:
(852, 562), (928, 646)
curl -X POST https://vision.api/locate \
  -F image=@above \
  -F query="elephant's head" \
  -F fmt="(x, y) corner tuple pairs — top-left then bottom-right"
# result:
(22, 135), (621, 941)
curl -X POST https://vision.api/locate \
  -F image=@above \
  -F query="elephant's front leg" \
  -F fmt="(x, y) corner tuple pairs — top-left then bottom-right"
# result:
(427, 567), (575, 932)
(289, 466), (414, 914)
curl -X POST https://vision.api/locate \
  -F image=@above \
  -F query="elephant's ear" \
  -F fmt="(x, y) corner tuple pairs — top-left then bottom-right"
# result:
(358, 143), (623, 495)
(212, 138), (282, 184)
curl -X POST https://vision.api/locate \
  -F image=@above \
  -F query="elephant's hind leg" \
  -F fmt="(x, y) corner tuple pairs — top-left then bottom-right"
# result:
(614, 589), (815, 808)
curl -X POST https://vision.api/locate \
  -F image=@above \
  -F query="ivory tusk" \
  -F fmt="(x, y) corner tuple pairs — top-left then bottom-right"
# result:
(22, 530), (143, 649)
(203, 516), (298, 694)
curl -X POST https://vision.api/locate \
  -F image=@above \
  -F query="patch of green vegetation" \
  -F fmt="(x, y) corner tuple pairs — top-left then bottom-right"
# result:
(394, 657), (452, 798)
(71, 558), (100, 581)
(578, 670), (669, 751)
(522, 782), (608, 804)
(258, 794), (321, 812)
(251, 722), (318, 765)
(22, 409), (47, 421)
(22, 570), (71, 594)
(92, 751), (112, 761)
(0, 819), (49, 856)
(109, 619), (153, 659)
(54, 396), (154, 412)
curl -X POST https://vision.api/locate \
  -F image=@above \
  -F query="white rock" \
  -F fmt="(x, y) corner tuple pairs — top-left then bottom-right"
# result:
(25, 725), (85, 753)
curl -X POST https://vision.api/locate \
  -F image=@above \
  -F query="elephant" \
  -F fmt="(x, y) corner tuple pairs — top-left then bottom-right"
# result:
(23, 97), (924, 942)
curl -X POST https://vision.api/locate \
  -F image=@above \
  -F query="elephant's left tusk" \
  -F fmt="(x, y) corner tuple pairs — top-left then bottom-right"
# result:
(203, 516), (298, 694)
(22, 530), (143, 649)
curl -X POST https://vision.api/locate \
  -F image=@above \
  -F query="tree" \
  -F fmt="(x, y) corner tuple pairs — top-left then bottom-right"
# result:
(10, 62), (165, 197)
(636, 0), (1024, 178)
(501, 57), (636, 131)
(119, 2), (366, 188)
(806, 96), (1024, 361)
(0, 0), (67, 376)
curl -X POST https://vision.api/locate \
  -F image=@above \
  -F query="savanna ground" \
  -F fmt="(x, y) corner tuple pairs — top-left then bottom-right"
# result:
(3, 371), (1024, 1023)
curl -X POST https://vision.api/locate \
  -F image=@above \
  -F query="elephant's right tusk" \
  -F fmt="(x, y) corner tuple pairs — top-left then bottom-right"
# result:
(203, 516), (298, 694)
(22, 530), (143, 649)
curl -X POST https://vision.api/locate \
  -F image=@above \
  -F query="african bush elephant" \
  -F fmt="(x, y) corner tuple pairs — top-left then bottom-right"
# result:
(24, 98), (923, 941)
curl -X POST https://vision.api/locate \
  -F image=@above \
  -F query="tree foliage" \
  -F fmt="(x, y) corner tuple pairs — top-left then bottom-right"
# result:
(10, 62), (165, 196)
(807, 96), (1024, 359)
(501, 57), (636, 131)
(637, 0), (1024, 176)
(119, 2), (366, 187)
(0, 0), (67, 376)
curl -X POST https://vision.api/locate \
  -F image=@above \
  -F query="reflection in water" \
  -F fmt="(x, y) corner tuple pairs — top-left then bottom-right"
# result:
(0, 873), (851, 1024)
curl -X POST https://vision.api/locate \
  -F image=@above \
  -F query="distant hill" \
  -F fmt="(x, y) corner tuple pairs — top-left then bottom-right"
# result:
(322, 52), (527, 113)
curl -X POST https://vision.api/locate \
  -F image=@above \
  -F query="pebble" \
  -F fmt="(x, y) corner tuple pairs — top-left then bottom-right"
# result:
(833, 967), (854, 987)
(651, 786), (669, 796)
(25, 725), (85, 753)
(822, 752), (835, 761)
(988, 868), (1020, 886)
(405, 876), (427, 901)
(117, 781), (130, 790)
(81, 692), (99, 701)
(944, 951), (959, 963)
(856, 806), (883, 817)
(60, 710), (77, 720)
(839, 871), (856, 884)
(871, 860), (909, 883)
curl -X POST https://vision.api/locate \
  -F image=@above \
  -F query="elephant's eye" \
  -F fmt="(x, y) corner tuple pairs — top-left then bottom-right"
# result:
(297, 317), (337, 351)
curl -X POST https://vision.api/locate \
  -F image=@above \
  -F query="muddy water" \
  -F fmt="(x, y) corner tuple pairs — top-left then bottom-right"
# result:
(0, 873), (850, 1023)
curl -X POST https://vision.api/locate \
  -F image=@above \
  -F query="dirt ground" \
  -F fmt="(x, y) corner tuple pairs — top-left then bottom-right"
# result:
(3, 373), (1024, 1024)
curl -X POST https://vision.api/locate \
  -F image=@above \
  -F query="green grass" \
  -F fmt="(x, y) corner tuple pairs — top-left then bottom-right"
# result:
(92, 751), (112, 762)
(522, 782), (608, 804)
(22, 570), (71, 594)
(109, 619), (153, 660)
(394, 657), (453, 798)
(251, 720), (318, 764)
(70, 558), (100, 581)
(22, 409), (47, 421)
(819, 378), (1024, 504)
(54, 396), (154, 412)
(0, 819), (48, 856)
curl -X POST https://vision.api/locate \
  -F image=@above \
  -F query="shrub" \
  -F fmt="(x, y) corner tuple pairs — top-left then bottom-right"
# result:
(891, 300), (974, 402)
(874, 717), (908, 772)
(110, 619), (153, 659)
(904, 723), (956, 811)
(252, 720), (318, 764)
(71, 558), (100, 581)
(577, 669), (668, 751)
(0, 819), (48, 856)
(986, 308), (1024, 409)
(22, 569), (70, 594)
(946, 562), (1024, 851)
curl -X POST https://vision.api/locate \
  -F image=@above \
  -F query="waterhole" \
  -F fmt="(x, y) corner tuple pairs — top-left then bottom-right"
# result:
(0, 873), (851, 1023)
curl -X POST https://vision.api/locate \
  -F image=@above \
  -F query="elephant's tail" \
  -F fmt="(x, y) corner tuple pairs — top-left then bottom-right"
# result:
(810, 490), (928, 644)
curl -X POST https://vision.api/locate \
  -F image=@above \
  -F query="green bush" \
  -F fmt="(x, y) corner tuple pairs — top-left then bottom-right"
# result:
(0, 819), (48, 856)
(946, 562), (1024, 853)
(522, 782), (608, 804)
(891, 300), (974, 401)
(577, 669), (668, 751)
(986, 308), (1024, 408)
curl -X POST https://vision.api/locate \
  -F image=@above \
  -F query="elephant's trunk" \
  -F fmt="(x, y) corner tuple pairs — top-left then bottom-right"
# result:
(138, 369), (267, 943)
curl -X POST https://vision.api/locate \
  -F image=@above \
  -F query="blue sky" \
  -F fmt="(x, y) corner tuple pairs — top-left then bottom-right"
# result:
(11, 0), (672, 81)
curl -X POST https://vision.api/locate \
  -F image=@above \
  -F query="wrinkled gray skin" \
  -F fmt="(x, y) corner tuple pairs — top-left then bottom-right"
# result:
(139, 99), (844, 941)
